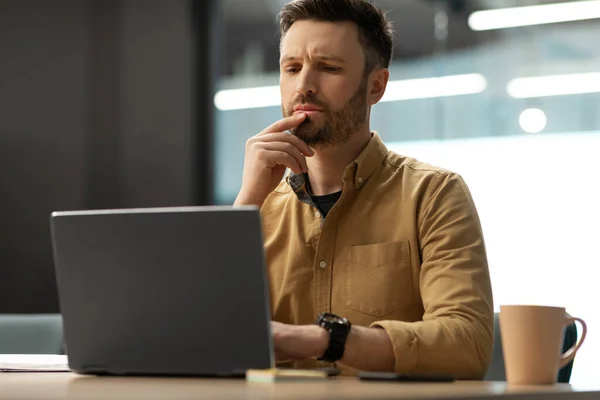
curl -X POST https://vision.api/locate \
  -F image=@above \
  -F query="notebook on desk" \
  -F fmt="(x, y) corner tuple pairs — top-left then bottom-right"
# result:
(0, 354), (69, 372)
(50, 206), (275, 377)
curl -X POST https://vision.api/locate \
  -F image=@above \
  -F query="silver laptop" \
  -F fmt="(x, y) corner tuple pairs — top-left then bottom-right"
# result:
(50, 206), (274, 376)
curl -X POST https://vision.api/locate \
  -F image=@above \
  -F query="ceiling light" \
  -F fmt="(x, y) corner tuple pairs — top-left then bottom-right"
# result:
(214, 86), (280, 111)
(380, 74), (487, 103)
(519, 108), (547, 133)
(468, 0), (600, 31)
(507, 72), (600, 98)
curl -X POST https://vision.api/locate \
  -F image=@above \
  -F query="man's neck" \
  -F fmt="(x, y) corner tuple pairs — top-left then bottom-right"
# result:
(306, 127), (372, 196)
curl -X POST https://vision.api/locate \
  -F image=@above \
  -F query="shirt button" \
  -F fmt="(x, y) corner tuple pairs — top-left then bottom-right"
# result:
(357, 177), (363, 183)
(319, 261), (327, 269)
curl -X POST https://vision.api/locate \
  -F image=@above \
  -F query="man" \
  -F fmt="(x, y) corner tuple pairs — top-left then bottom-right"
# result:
(234, 0), (494, 379)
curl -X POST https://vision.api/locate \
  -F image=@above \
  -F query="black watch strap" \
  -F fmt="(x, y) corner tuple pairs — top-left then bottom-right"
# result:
(316, 313), (352, 363)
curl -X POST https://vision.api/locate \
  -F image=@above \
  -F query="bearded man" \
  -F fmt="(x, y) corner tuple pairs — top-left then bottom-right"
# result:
(234, 0), (494, 379)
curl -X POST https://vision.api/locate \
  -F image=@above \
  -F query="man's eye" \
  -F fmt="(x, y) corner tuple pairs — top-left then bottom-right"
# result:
(322, 66), (340, 72)
(285, 68), (299, 74)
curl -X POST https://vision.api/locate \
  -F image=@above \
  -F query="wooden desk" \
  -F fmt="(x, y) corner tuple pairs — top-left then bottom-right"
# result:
(0, 373), (598, 400)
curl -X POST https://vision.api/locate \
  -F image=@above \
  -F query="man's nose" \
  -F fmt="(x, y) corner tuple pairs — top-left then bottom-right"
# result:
(296, 68), (318, 97)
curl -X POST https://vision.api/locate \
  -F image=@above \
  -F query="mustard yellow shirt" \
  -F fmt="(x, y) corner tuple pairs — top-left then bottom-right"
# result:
(260, 133), (494, 379)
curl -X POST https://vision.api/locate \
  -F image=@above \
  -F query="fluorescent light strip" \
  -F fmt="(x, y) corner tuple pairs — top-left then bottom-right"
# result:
(214, 73), (487, 111)
(380, 73), (487, 102)
(468, 0), (600, 31)
(214, 85), (281, 111)
(507, 72), (600, 98)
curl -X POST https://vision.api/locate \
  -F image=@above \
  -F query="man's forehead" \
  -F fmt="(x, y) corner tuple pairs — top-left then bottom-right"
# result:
(280, 20), (362, 60)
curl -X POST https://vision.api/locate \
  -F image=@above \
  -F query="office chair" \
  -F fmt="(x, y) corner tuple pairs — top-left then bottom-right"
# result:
(0, 314), (64, 354)
(484, 313), (577, 382)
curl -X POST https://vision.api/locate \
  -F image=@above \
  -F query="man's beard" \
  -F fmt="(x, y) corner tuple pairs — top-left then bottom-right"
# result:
(282, 78), (369, 147)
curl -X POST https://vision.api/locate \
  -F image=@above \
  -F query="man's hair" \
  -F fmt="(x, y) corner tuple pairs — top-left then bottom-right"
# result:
(278, 0), (394, 74)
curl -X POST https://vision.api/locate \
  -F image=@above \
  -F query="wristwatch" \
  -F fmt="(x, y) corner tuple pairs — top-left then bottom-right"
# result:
(315, 313), (352, 363)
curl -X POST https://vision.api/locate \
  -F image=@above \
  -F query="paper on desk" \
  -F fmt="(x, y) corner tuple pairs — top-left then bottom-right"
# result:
(0, 354), (70, 372)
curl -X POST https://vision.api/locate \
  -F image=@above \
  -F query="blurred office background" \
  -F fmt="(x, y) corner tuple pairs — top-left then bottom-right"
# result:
(0, 0), (598, 384)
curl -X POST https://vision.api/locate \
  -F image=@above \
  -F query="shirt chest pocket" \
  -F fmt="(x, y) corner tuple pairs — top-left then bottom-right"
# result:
(344, 240), (413, 318)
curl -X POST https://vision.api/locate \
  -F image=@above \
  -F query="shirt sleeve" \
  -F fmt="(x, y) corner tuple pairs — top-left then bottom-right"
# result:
(370, 171), (494, 379)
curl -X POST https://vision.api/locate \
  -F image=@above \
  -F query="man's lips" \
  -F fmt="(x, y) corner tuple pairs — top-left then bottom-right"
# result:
(293, 105), (324, 116)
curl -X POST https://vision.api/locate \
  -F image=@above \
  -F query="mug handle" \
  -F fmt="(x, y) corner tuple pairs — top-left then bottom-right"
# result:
(559, 314), (587, 369)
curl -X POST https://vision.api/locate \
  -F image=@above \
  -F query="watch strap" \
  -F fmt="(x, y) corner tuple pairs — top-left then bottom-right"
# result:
(316, 313), (351, 363)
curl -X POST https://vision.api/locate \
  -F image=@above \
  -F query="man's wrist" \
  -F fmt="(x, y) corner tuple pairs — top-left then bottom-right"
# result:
(310, 325), (330, 359)
(233, 191), (266, 208)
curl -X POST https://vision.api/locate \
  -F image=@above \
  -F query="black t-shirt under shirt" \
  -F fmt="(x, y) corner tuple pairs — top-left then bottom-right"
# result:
(311, 191), (342, 217)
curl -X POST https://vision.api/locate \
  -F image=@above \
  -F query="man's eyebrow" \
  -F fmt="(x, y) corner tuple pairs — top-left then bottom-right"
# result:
(280, 55), (346, 63)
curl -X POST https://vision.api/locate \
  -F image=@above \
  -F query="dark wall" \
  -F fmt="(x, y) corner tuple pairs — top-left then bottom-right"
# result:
(118, 0), (195, 208)
(0, 0), (210, 313)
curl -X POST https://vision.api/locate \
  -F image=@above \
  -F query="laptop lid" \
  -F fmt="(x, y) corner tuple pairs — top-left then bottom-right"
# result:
(50, 206), (274, 376)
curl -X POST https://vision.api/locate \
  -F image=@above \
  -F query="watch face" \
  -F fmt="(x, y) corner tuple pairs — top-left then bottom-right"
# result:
(320, 313), (346, 324)
(321, 313), (339, 323)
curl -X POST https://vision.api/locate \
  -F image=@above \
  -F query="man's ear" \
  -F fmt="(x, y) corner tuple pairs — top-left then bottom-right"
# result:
(368, 68), (390, 106)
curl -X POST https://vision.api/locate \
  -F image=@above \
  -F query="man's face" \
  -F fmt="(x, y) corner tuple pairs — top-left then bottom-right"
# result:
(279, 20), (369, 147)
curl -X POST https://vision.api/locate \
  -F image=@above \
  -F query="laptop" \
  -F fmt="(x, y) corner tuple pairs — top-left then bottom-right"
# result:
(50, 206), (274, 377)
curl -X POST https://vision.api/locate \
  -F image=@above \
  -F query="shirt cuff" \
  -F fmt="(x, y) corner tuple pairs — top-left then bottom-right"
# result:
(370, 320), (418, 374)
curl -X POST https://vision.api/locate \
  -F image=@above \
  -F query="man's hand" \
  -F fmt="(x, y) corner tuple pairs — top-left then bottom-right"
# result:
(234, 113), (314, 207)
(271, 321), (396, 372)
(271, 321), (328, 363)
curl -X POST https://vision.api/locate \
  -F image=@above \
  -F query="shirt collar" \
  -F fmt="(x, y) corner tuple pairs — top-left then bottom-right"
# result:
(286, 132), (388, 193)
